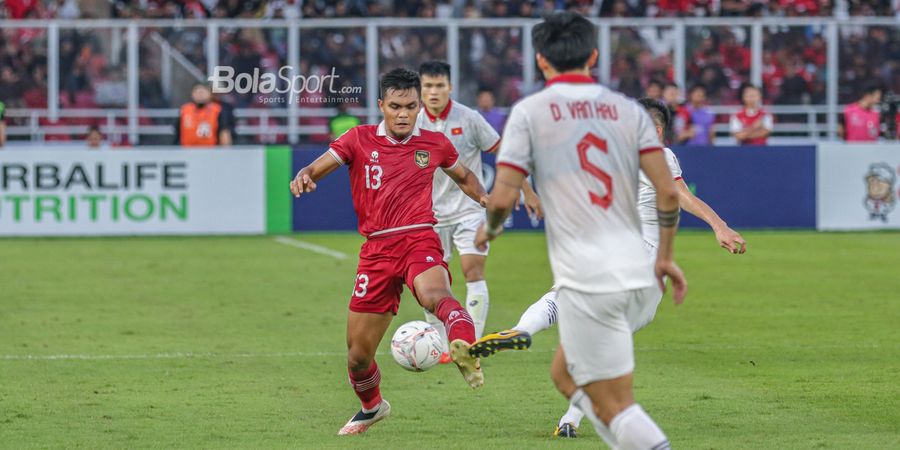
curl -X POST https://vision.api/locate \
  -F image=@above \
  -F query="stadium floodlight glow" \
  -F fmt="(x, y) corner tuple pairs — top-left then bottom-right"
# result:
(208, 66), (362, 104)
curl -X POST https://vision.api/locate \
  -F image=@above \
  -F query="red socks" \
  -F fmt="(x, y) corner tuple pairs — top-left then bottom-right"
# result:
(435, 297), (476, 344)
(348, 361), (382, 411)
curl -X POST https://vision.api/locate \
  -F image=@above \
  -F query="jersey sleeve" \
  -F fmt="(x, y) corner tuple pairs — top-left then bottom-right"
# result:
(470, 111), (501, 152)
(664, 148), (683, 180)
(636, 107), (663, 154)
(762, 112), (774, 130)
(496, 104), (533, 175)
(327, 126), (358, 165)
(439, 134), (460, 169)
(729, 115), (743, 134)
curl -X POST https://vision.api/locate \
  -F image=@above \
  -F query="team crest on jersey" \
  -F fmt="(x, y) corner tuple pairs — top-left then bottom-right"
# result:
(370, 150), (379, 162)
(414, 150), (430, 168)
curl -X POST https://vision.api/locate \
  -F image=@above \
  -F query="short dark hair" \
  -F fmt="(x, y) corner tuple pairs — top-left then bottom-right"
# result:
(648, 78), (665, 89)
(861, 82), (883, 97)
(638, 97), (671, 131)
(419, 60), (451, 81)
(688, 83), (707, 94)
(738, 82), (760, 99)
(379, 68), (420, 99)
(532, 11), (597, 72)
(664, 81), (679, 90)
(87, 124), (101, 134)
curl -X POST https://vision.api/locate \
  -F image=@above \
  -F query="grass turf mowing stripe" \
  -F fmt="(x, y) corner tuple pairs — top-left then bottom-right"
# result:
(273, 235), (349, 259)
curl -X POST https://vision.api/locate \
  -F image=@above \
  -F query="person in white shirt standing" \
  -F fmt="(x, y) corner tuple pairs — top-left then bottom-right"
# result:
(474, 12), (687, 450)
(417, 60), (541, 359)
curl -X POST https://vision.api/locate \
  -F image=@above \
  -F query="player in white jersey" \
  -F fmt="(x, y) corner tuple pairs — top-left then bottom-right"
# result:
(416, 61), (542, 356)
(473, 12), (687, 450)
(472, 97), (748, 439)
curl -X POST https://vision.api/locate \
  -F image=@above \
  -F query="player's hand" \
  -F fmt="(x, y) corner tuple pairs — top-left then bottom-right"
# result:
(290, 172), (317, 197)
(474, 222), (500, 252)
(519, 189), (543, 220)
(714, 226), (747, 254)
(655, 259), (687, 305)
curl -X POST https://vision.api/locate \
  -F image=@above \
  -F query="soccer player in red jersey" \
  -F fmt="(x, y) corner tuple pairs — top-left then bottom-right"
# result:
(289, 68), (488, 435)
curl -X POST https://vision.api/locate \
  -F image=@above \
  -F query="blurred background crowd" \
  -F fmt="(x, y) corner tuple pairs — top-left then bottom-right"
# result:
(1, 0), (899, 145)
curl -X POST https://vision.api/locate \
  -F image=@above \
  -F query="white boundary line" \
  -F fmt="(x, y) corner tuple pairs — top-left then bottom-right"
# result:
(2, 345), (890, 362)
(273, 236), (349, 260)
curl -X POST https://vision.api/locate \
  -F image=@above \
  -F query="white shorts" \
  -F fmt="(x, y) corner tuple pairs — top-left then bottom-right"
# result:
(435, 214), (488, 263)
(557, 284), (664, 386)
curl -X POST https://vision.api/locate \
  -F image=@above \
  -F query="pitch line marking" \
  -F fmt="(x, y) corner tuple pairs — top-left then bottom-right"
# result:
(273, 236), (349, 260)
(1, 344), (891, 362)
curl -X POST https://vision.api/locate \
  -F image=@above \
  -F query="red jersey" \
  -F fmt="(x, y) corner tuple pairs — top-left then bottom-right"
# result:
(328, 122), (460, 237)
(844, 103), (880, 142)
(730, 107), (773, 145)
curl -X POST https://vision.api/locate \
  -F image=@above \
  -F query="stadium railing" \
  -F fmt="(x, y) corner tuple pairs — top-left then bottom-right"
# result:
(1, 17), (897, 145)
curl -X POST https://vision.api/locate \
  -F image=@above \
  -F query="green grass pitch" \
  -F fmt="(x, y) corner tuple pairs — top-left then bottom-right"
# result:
(1, 231), (898, 449)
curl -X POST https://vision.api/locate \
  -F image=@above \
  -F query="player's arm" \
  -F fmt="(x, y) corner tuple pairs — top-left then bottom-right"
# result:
(475, 165), (525, 250)
(641, 149), (687, 304)
(676, 179), (746, 254)
(290, 152), (341, 197)
(443, 162), (488, 207)
(518, 177), (543, 219)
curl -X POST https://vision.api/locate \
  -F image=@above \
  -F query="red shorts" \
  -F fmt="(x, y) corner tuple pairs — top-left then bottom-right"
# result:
(349, 228), (449, 315)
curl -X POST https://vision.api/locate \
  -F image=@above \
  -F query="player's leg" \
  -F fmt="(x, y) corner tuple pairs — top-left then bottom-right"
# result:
(469, 288), (555, 358)
(338, 247), (401, 435)
(423, 225), (455, 351)
(339, 310), (394, 435)
(558, 287), (670, 449)
(410, 265), (483, 388)
(454, 217), (490, 339)
(549, 346), (609, 442)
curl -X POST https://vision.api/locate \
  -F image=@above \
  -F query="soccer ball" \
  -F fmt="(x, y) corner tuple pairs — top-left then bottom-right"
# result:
(390, 321), (444, 372)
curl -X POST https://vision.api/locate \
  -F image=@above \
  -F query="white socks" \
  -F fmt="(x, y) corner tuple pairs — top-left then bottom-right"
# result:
(609, 404), (669, 450)
(423, 309), (449, 352)
(465, 280), (489, 339)
(512, 289), (559, 335)
(570, 389), (619, 449)
(559, 402), (585, 429)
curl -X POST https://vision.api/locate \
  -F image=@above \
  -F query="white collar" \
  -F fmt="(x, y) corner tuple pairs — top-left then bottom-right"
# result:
(376, 121), (420, 145)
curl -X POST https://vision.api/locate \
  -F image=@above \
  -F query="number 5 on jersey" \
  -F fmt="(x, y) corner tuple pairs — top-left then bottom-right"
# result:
(577, 132), (612, 209)
(365, 165), (383, 190)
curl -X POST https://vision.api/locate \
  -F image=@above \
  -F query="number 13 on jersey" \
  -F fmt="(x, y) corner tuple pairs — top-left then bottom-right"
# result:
(364, 165), (383, 190)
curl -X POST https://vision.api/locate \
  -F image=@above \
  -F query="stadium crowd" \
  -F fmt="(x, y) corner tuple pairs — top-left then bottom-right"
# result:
(1, 0), (899, 144)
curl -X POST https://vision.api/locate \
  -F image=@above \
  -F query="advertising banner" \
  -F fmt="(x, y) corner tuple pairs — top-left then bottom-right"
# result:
(0, 147), (273, 236)
(817, 143), (900, 230)
(671, 146), (817, 229)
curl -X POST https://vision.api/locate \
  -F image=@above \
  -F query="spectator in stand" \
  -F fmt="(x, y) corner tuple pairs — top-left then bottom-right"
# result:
(731, 83), (773, 145)
(646, 78), (665, 100)
(663, 81), (689, 144)
(175, 83), (234, 147)
(85, 124), (107, 149)
(476, 87), (505, 133)
(841, 82), (883, 142)
(683, 84), (716, 145)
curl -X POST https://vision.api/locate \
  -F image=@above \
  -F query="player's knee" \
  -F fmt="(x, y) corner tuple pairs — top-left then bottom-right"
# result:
(462, 267), (484, 283)
(550, 366), (577, 398)
(346, 347), (374, 372)
(417, 288), (454, 312)
(593, 399), (631, 425)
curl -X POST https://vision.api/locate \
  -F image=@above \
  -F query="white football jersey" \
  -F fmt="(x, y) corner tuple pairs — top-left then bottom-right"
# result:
(417, 100), (500, 225)
(497, 75), (663, 294)
(638, 147), (683, 249)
